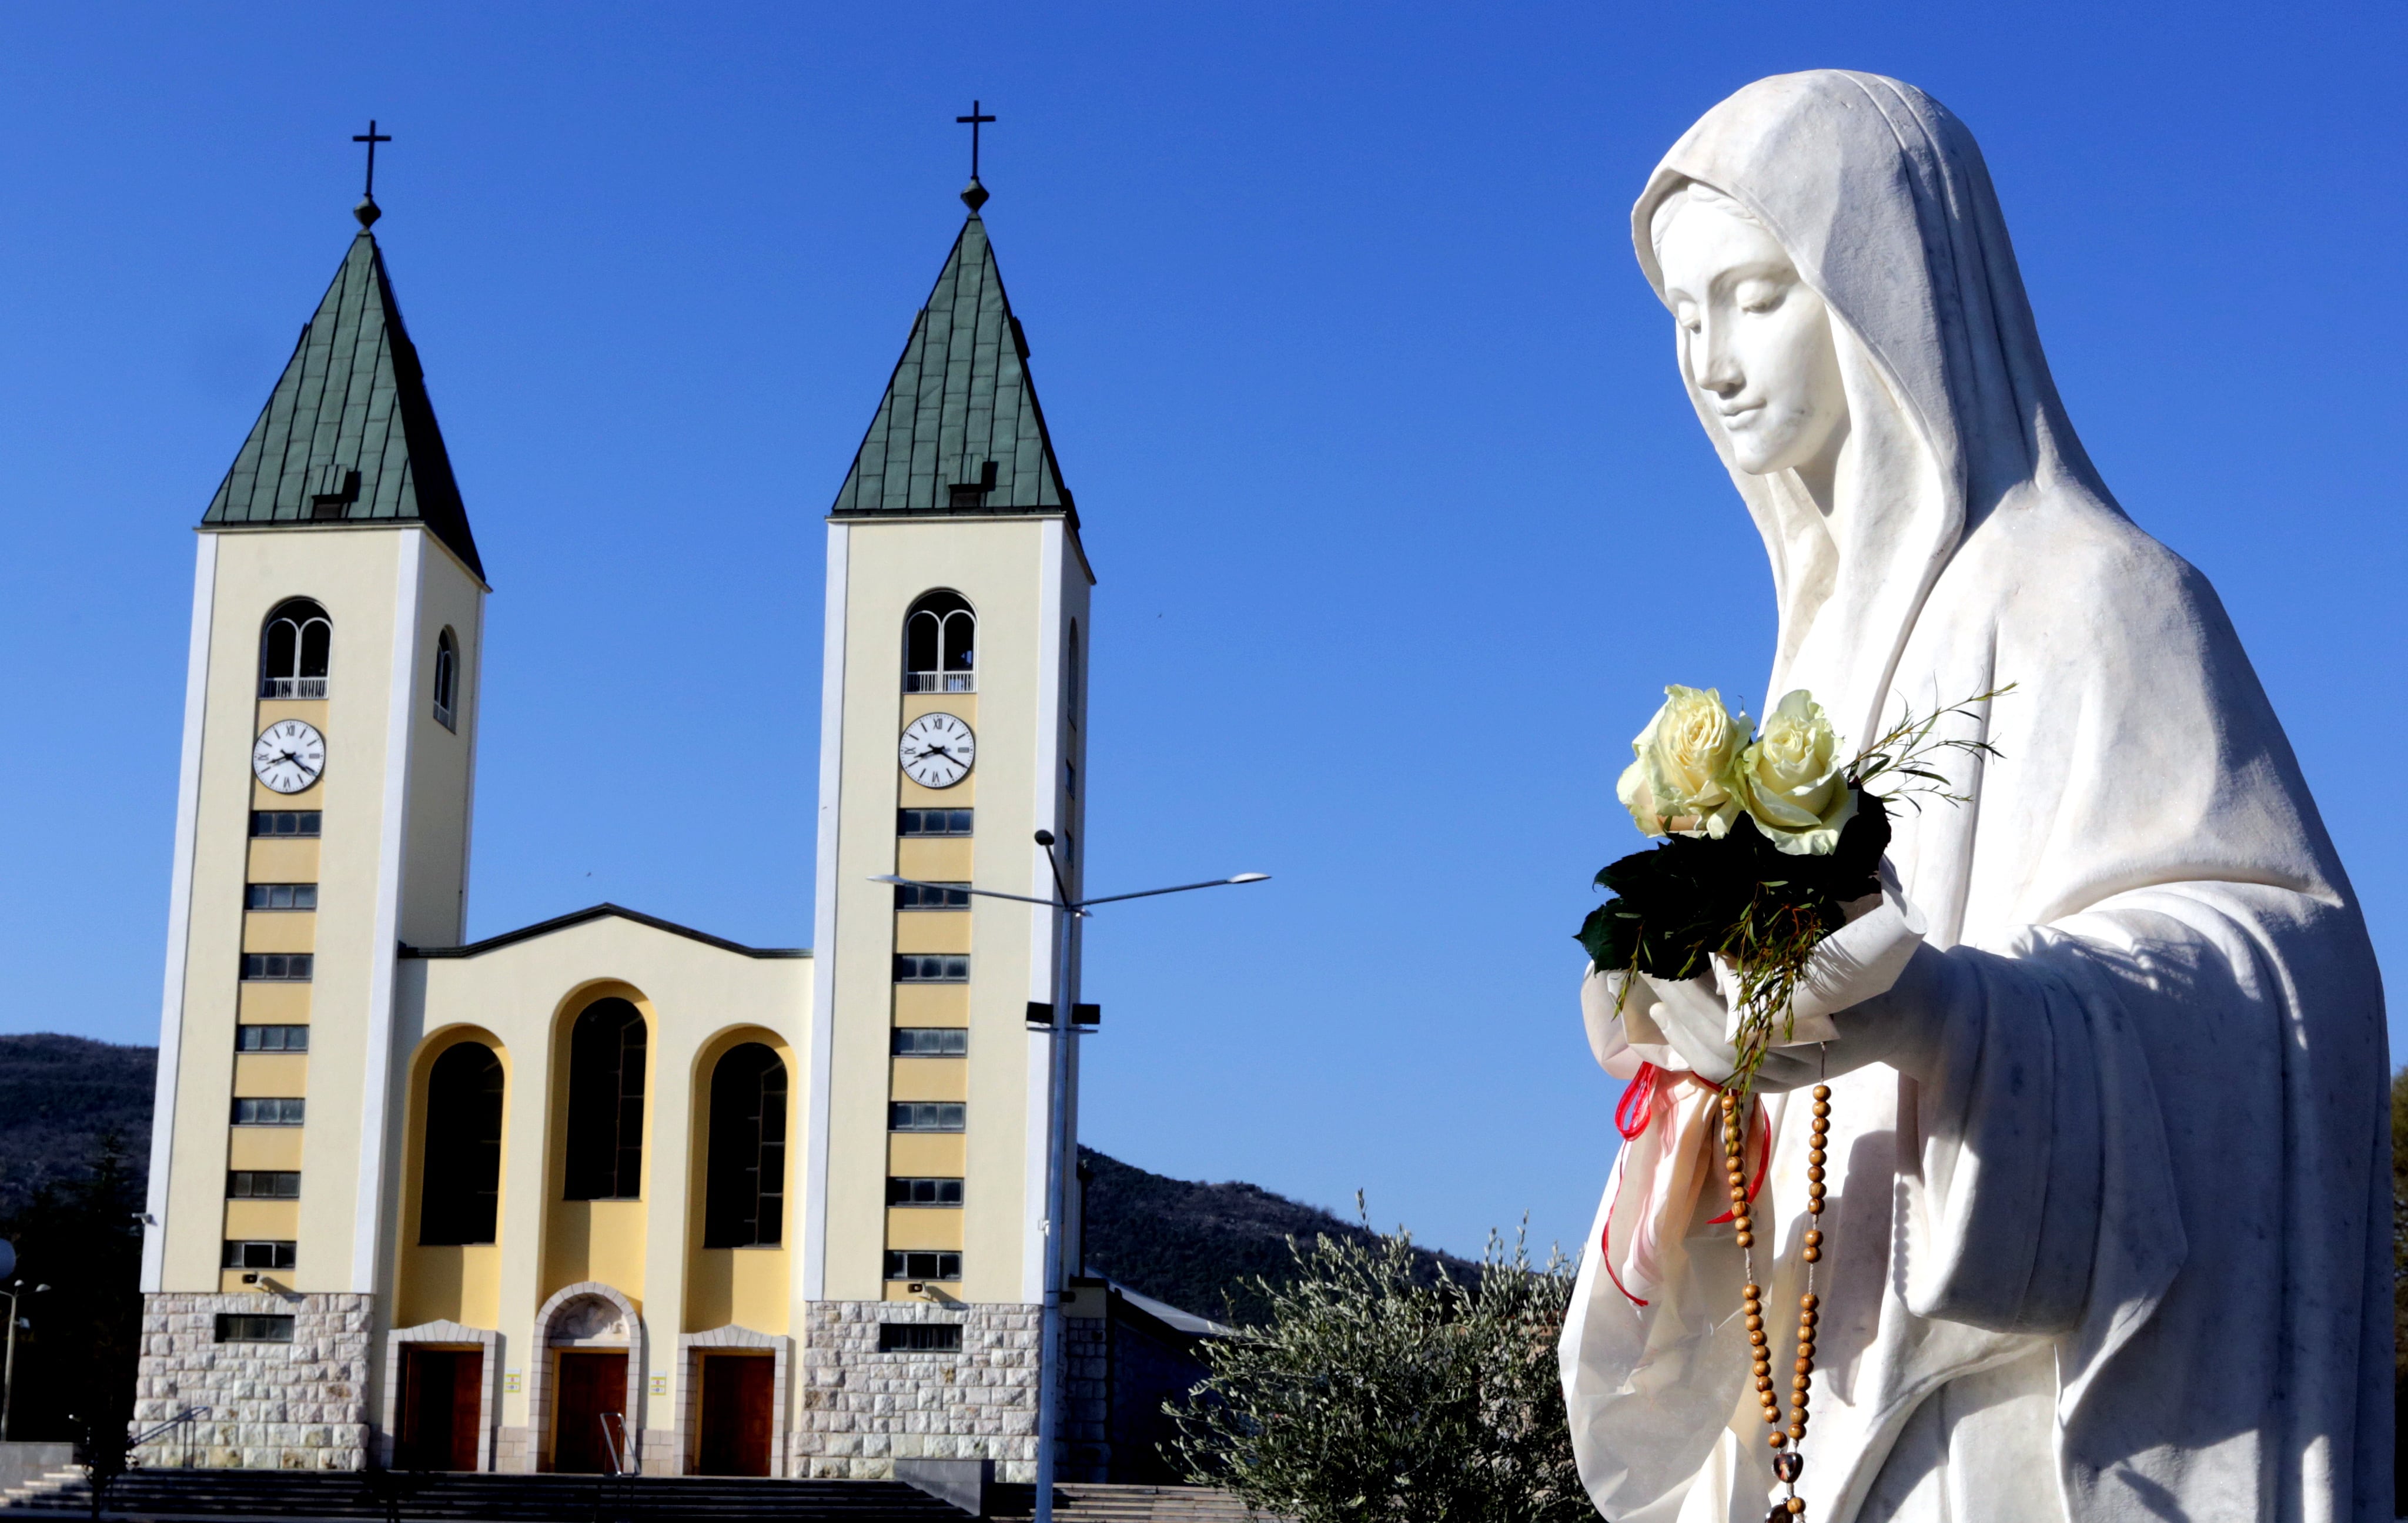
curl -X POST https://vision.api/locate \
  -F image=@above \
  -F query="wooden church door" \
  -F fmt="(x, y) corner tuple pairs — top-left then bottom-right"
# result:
(551, 1351), (628, 1473)
(695, 1353), (774, 1477)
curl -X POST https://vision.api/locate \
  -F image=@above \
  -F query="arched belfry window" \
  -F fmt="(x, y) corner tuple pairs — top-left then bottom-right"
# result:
(260, 599), (332, 699)
(904, 591), (975, 694)
(702, 1043), (789, 1248)
(432, 628), (459, 730)
(563, 998), (647, 1201)
(419, 1042), (503, 1245)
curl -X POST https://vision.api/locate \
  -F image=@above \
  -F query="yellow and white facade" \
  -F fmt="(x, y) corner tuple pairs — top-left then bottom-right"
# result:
(136, 196), (1109, 1481)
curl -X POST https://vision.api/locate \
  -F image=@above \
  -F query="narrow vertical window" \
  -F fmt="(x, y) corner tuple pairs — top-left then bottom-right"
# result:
(260, 599), (332, 699)
(420, 1042), (504, 1244)
(432, 628), (459, 731)
(904, 591), (975, 694)
(563, 998), (647, 1200)
(1064, 620), (1081, 731)
(702, 1043), (788, 1247)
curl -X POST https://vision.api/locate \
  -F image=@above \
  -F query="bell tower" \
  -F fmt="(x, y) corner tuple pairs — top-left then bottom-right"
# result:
(797, 187), (1095, 1481)
(136, 189), (489, 1469)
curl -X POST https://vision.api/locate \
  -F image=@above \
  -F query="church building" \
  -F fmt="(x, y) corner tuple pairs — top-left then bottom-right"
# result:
(132, 165), (1196, 1481)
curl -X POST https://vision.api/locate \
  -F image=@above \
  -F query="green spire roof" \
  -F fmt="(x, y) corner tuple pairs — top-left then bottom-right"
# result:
(832, 213), (1074, 521)
(202, 230), (483, 579)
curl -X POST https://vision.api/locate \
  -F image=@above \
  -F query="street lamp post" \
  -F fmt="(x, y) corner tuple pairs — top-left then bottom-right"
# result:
(2, 1277), (52, 1441)
(876, 839), (1267, 1523)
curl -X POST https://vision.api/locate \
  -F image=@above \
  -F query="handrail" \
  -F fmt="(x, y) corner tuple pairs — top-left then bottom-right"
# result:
(128, 1405), (206, 1450)
(598, 1411), (634, 1477)
(127, 1404), (208, 1468)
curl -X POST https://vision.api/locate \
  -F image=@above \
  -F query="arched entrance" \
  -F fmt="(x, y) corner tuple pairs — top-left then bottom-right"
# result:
(527, 1282), (644, 1473)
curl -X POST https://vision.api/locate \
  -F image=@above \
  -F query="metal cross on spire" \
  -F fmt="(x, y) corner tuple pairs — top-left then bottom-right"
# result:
(351, 119), (392, 229)
(956, 100), (995, 212)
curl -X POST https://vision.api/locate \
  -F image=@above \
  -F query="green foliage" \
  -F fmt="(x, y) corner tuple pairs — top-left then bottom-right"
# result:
(0, 1130), (145, 1450)
(1169, 1210), (1590, 1523)
(1576, 796), (1890, 985)
(2391, 1068), (2407, 1515)
(2390, 1066), (2408, 1377)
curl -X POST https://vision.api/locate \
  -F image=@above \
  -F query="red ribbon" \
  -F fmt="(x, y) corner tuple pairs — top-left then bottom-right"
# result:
(1598, 1067), (1771, 1308)
(1615, 1062), (1665, 1140)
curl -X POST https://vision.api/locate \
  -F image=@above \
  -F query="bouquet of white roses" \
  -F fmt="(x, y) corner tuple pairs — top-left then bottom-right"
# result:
(1578, 684), (2001, 1092)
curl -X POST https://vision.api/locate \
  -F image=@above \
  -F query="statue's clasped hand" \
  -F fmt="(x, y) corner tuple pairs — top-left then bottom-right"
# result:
(1586, 877), (1929, 1092)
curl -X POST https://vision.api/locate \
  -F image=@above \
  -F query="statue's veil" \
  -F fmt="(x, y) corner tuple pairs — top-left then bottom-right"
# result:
(1630, 71), (2116, 751)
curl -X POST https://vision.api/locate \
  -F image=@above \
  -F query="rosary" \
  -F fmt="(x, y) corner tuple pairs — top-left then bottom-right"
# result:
(1722, 1059), (1831, 1523)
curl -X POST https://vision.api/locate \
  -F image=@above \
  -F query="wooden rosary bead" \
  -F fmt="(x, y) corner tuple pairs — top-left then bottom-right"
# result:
(1745, 1313), (1763, 1331)
(1803, 1230), (1821, 1247)
(1736, 1230), (1755, 1247)
(1802, 1244), (1821, 1262)
(1749, 1329), (1767, 1347)
(1787, 1422), (1805, 1440)
(1811, 1101), (1830, 1118)
(1808, 1149), (1825, 1165)
(1787, 1499), (1805, 1516)
(1813, 1084), (1831, 1101)
(1768, 1433), (1787, 1450)
(1800, 1293), (1818, 1310)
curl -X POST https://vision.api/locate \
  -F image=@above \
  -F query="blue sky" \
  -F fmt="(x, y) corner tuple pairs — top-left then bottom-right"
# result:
(1, 4), (2400, 1258)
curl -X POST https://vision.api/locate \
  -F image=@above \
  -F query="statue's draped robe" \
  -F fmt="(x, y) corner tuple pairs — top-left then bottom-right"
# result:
(1560, 71), (2390, 1523)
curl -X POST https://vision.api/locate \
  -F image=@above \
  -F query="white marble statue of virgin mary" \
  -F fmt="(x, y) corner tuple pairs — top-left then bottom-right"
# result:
(1560, 72), (2390, 1523)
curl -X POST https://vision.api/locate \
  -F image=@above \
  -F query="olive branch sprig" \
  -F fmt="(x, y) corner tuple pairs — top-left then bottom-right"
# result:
(1844, 684), (2016, 810)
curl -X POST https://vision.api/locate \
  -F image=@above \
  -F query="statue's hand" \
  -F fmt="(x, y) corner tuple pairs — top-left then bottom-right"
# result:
(1640, 973), (1741, 1084)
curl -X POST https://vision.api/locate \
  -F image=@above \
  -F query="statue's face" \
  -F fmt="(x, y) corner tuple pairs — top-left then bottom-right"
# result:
(1656, 198), (1847, 481)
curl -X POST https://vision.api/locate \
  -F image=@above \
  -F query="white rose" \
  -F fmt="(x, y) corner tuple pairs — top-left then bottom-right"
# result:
(1618, 685), (1747, 839)
(1734, 689), (1857, 855)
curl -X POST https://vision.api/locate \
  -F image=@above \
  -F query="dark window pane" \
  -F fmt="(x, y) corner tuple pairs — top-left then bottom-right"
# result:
(420, 1043), (503, 1244)
(215, 1313), (295, 1343)
(563, 999), (647, 1200)
(703, 1043), (789, 1248)
(877, 1323), (962, 1352)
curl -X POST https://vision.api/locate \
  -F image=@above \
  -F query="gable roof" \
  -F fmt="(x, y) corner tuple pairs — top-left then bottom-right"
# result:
(831, 212), (1075, 524)
(399, 903), (807, 961)
(202, 230), (484, 580)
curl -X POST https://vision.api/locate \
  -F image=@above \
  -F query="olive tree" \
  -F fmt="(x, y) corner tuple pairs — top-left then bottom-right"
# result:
(1170, 1211), (1591, 1523)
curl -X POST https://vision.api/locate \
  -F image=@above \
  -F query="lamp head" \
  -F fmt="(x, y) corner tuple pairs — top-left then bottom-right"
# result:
(1034, 829), (1056, 847)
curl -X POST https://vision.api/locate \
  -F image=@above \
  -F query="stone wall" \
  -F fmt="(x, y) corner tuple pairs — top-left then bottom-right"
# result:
(132, 1292), (373, 1471)
(795, 1301), (1048, 1482)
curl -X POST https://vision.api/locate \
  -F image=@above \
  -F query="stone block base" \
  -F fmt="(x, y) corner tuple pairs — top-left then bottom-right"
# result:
(793, 1301), (1045, 1483)
(132, 1292), (374, 1471)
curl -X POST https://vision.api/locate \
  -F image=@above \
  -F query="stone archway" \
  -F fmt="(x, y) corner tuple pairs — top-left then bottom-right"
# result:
(524, 1282), (645, 1472)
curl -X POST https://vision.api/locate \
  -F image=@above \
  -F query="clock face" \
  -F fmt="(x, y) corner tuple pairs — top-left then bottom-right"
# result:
(899, 713), (976, 789)
(252, 719), (326, 795)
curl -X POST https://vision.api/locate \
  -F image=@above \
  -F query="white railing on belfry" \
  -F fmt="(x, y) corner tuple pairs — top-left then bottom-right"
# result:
(905, 670), (976, 694)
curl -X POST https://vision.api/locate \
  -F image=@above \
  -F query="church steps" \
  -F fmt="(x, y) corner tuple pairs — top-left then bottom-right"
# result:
(0, 1468), (970, 1521)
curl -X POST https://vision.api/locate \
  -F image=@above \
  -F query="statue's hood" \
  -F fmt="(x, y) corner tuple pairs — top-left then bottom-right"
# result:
(1628, 71), (2115, 748)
